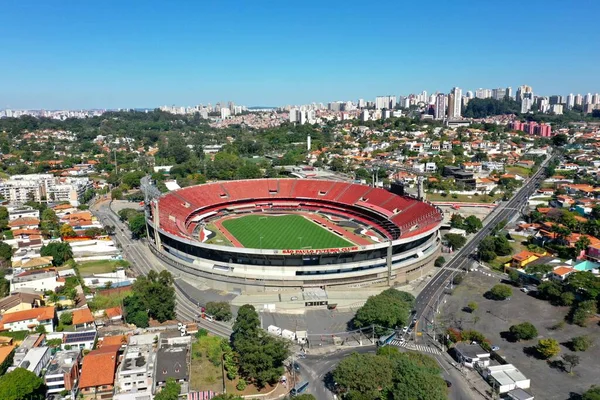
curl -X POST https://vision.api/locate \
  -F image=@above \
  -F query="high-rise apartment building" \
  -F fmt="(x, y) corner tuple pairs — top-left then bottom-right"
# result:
(434, 94), (446, 120)
(516, 85), (533, 103)
(375, 96), (396, 110)
(492, 88), (507, 100)
(475, 88), (491, 99)
(574, 94), (583, 106)
(447, 87), (462, 119)
(566, 93), (575, 110)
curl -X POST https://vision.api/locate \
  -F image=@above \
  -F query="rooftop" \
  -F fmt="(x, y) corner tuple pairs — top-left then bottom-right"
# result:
(455, 342), (490, 359)
(0, 306), (55, 325)
(72, 308), (94, 325)
(155, 344), (188, 383)
(79, 345), (120, 389)
(45, 350), (80, 376)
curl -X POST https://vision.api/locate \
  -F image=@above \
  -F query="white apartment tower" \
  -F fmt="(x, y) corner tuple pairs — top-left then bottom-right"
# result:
(448, 87), (462, 119)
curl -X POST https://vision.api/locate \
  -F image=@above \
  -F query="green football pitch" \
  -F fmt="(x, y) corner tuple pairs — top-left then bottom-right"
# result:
(221, 214), (354, 249)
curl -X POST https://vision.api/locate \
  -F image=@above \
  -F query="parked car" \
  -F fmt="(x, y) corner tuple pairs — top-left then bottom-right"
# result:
(491, 346), (500, 351)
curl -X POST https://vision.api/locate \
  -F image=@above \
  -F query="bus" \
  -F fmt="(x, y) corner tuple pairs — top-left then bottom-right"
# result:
(290, 381), (309, 396)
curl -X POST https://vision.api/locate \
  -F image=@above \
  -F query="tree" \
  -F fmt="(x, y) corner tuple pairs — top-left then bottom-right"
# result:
(464, 215), (483, 234)
(40, 242), (73, 266)
(478, 236), (497, 261)
(0, 242), (13, 267)
(59, 224), (77, 238)
(570, 335), (593, 352)
(450, 214), (465, 229)
(536, 338), (561, 359)
(333, 353), (394, 398)
(205, 301), (232, 322)
(576, 235), (592, 253)
(231, 304), (289, 388)
(489, 284), (512, 300)
(493, 235), (512, 256)
(59, 312), (73, 326)
(127, 270), (176, 323)
(0, 367), (46, 400)
(508, 269), (521, 284)
(444, 233), (466, 250)
(128, 213), (147, 239)
(467, 302), (478, 313)
(562, 353), (580, 373)
(508, 322), (538, 341)
(434, 256), (445, 268)
(551, 134), (568, 147)
(354, 289), (414, 332)
(572, 299), (598, 327)
(583, 385), (600, 400)
(154, 378), (180, 400)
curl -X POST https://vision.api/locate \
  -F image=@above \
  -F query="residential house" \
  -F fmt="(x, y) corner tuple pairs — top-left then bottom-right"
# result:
(114, 334), (156, 400)
(7, 206), (39, 221)
(509, 251), (542, 269)
(0, 306), (55, 333)
(516, 160), (535, 169)
(44, 349), (82, 397)
(0, 292), (44, 315)
(8, 217), (40, 231)
(16, 346), (51, 376)
(79, 345), (121, 400)
(454, 342), (490, 368)
(461, 162), (482, 173)
(11, 269), (62, 293)
(72, 307), (95, 330)
(0, 345), (16, 374)
(12, 334), (44, 366)
(11, 256), (53, 270)
(154, 344), (189, 393)
(549, 266), (576, 281)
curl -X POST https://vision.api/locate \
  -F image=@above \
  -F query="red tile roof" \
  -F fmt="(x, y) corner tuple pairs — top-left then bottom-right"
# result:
(104, 307), (123, 319)
(0, 306), (55, 324)
(79, 345), (120, 389)
(72, 308), (94, 325)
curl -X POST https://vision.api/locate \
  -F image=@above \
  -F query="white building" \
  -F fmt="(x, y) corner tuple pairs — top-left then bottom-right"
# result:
(45, 350), (82, 397)
(566, 93), (575, 110)
(114, 334), (157, 400)
(11, 270), (62, 293)
(0, 306), (56, 333)
(0, 174), (91, 206)
(7, 206), (40, 221)
(17, 346), (51, 376)
(483, 364), (530, 394)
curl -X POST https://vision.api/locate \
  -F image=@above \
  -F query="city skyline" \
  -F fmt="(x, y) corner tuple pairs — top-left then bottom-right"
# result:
(1, 0), (600, 109)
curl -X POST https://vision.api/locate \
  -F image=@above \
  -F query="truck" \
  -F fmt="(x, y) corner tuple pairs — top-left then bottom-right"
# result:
(281, 329), (296, 341)
(296, 330), (308, 345)
(267, 325), (282, 336)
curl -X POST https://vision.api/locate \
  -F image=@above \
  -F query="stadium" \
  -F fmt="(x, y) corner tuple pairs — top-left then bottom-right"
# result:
(145, 179), (443, 293)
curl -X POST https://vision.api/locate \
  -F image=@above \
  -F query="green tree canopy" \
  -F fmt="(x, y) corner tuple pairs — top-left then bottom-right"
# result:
(154, 378), (180, 400)
(536, 338), (561, 359)
(0, 367), (46, 400)
(128, 213), (147, 239)
(508, 322), (538, 341)
(444, 233), (466, 250)
(354, 289), (415, 332)
(125, 270), (175, 324)
(40, 242), (73, 266)
(488, 284), (513, 300)
(205, 301), (232, 322)
(231, 304), (289, 388)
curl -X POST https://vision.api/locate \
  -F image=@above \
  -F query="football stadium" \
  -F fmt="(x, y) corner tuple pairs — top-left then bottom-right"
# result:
(145, 179), (443, 293)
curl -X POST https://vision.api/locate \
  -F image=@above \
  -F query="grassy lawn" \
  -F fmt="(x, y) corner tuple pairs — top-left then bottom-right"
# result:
(77, 260), (120, 276)
(427, 193), (501, 203)
(506, 166), (533, 177)
(222, 214), (353, 249)
(190, 335), (224, 393)
(205, 223), (233, 246)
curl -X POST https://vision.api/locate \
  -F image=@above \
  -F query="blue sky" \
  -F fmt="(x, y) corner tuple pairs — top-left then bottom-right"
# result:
(1, 0), (599, 109)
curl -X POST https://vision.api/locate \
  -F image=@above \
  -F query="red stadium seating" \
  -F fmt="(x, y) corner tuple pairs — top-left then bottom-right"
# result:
(158, 179), (442, 240)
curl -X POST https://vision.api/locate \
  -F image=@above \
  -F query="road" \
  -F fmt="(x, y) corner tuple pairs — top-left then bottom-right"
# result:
(90, 198), (233, 337)
(414, 154), (554, 335)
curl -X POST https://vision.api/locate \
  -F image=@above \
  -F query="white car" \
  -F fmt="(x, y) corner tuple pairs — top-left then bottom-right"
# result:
(402, 326), (409, 334)
(521, 287), (530, 293)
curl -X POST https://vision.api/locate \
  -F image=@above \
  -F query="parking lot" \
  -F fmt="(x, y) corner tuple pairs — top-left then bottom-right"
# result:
(440, 271), (600, 400)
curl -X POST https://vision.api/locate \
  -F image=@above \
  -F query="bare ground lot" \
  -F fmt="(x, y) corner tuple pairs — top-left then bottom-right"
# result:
(439, 271), (600, 400)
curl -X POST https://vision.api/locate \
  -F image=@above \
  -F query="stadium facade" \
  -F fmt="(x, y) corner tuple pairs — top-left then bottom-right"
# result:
(145, 179), (443, 293)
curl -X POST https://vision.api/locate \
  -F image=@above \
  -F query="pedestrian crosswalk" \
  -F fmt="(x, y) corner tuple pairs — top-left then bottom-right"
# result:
(390, 339), (442, 355)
